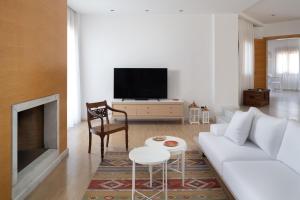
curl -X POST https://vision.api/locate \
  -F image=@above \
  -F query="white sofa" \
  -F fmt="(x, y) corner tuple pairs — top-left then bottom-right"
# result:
(198, 107), (300, 200)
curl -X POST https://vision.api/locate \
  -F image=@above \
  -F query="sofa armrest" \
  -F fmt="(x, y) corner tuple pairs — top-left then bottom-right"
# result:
(210, 123), (228, 136)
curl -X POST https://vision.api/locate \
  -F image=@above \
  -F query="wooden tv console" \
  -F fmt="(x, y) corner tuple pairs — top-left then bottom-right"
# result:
(112, 100), (185, 124)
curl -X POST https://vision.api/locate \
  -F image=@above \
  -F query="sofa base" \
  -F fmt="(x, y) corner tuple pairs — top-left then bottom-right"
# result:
(203, 157), (235, 200)
(193, 135), (235, 200)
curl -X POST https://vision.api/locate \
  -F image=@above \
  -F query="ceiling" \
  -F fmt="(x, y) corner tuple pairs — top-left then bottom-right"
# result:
(244, 0), (300, 24)
(68, 0), (259, 15)
(68, 0), (300, 24)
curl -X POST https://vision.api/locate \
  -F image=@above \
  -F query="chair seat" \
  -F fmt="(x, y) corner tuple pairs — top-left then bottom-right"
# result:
(91, 124), (126, 135)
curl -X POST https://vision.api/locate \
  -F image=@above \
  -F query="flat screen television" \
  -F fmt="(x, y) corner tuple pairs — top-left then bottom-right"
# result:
(114, 68), (167, 99)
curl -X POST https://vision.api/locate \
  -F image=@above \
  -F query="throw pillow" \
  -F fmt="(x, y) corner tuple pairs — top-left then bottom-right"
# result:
(249, 114), (287, 158)
(224, 111), (254, 145)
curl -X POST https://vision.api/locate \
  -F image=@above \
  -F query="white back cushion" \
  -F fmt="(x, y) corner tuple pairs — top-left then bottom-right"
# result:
(249, 114), (287, 158)
(277, 121), (300, 174)
(249, 107), (265, 116)
(211, 124), (228, 136)
(224, 111), (254, 145)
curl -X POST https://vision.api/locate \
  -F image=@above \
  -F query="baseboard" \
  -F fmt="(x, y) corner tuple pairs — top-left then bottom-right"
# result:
(13, 148), (69, 200)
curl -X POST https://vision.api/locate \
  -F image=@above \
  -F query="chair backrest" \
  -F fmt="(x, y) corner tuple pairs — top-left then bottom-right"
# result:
(86, 101), (109, 130)
(271, 76), (281, 82)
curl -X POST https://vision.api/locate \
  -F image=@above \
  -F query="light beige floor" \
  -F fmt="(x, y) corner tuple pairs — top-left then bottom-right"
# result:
(26, 90), (300, 199)
(241, 90), (300, 121)
(27, 121), (210, 200)
(262, 90), (300, 121)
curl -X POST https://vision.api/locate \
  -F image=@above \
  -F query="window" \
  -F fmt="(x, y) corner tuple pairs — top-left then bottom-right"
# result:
(244, 40), (253, 75)
(276, 48), (300, 74)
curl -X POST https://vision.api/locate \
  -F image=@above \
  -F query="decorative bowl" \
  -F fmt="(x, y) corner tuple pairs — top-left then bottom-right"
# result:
(153, 136), (167, 141)
(164, 140), (178, 147)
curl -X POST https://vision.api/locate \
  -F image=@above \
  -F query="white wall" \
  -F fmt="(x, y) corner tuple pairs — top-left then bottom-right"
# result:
(79, 13), (240, 119)
(212, 14), (239, 111)
(79, 14), (214, 118)
(255, 19), (300, 38)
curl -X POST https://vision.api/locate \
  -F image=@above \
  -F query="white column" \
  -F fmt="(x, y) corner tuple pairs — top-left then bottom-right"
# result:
(212, 14), (240, 112)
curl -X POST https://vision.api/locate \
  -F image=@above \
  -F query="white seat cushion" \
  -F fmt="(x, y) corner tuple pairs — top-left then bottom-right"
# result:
(249, 114), (287, 158)
(224, 111), (254, 145)
(277, 120), (300, 174)
(223, 161), (300, 200)
(198, 132), (271, 176)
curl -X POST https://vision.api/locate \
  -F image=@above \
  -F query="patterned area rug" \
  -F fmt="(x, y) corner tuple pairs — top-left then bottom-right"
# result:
(82, 151), (228, 200)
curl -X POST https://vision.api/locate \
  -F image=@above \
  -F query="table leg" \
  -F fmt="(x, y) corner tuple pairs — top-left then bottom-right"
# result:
(165, 161), (168, 200)
(149, 165), (153, 188)
(162, 163), (165, 194)
(132, 161), (135, 200)
(182, 152), (185, 186)
(177, 154), (180, 170)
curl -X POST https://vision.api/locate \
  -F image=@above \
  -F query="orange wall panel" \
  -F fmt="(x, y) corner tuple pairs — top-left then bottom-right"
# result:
(0, 0), (67, 198)
(254, 39), (267, 88)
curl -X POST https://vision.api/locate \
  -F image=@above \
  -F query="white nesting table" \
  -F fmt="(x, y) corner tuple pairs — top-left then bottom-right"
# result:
(145, 136), (187, 186)
(129, 146), (170, 200)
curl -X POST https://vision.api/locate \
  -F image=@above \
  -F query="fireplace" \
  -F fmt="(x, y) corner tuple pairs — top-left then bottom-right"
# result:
(12, 94), (60, 199)
(18, 105), (47, 171)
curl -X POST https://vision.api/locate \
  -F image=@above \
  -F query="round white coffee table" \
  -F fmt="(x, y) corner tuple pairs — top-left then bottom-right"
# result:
(129, 146), (170, 200)
(145, 136), (187, 186)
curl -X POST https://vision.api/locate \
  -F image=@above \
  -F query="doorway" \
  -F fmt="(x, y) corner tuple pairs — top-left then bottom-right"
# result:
(254, 35), (300, 120)
(267, 38), (300, 91)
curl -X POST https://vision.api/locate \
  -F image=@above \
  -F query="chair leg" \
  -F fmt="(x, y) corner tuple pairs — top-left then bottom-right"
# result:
(125, 128), (129, 151)
(106, 135), (110, 147)
(201, 152), (206, 160)
(88, 132), (92, 153)
(100, 136), (105, 162)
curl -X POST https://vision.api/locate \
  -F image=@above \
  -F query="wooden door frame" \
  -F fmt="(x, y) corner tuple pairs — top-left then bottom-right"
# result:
(264, 34), (300, 41)
(254, 38), (267, 88)
(259, 34), (300, 89)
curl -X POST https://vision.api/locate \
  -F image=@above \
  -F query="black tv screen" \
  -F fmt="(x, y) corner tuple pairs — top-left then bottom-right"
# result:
(114, 68), (167, 99)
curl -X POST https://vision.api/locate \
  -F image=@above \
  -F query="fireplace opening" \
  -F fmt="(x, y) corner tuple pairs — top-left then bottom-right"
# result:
(17, 105), (48, 172)
(12, 94), (59, 199)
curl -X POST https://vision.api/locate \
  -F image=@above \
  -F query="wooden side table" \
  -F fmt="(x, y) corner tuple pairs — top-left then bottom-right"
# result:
(243, 89), (270, 107)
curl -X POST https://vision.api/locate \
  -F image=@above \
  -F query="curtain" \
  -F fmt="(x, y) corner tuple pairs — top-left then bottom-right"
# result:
(239, 19), (254, 103)
(275, 47), (300, 90)
(67, 7), (81, 127)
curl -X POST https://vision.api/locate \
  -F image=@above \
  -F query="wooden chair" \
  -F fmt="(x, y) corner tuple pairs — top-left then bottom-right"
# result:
(86, 100), (128, 161)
